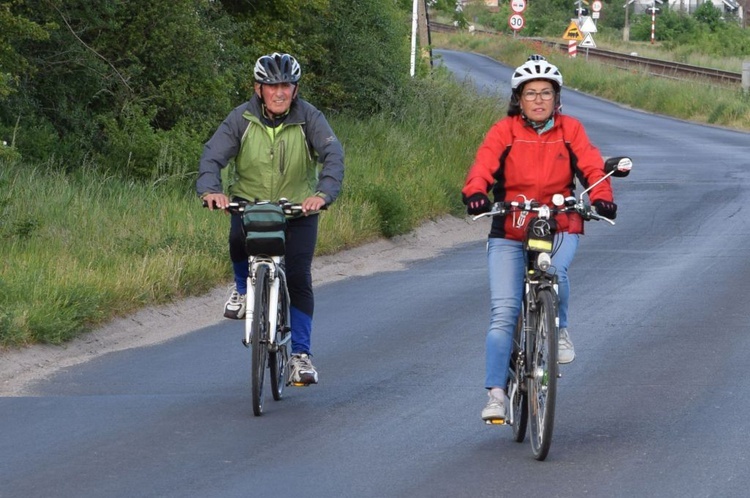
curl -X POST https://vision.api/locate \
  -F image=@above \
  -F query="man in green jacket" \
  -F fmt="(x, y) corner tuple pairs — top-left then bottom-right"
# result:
(197, 52), (344, 385)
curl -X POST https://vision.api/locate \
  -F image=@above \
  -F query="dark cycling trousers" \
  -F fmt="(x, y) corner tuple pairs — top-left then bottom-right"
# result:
(229, 211), (318, 355)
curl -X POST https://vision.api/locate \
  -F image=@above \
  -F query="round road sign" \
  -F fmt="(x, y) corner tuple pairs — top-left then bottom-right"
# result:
(592, 0), (602, 12)
(511, 0), (527, 13)
(509, 13), (525, 31)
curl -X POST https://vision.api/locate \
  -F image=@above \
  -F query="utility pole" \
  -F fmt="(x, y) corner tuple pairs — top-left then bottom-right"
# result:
(410, 0), (433, 76)
(418, 0), (433, 70)
(410, 0), (417, 77)
(623, 0), (632, 42)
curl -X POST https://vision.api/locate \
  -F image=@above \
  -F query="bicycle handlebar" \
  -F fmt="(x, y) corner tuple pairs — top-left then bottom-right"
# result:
(472, 199), (615, 225)
(202, 198), (315, 217)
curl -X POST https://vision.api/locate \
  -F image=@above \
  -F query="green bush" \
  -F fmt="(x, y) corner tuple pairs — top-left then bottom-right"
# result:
(0, 1), (419, 180)
(315, 0), (411, 116)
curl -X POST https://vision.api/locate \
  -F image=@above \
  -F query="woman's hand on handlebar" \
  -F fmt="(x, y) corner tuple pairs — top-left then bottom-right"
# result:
(202, 193), (230, 210)
(465, 193), (491, 215)
(592, 200), (617, 220)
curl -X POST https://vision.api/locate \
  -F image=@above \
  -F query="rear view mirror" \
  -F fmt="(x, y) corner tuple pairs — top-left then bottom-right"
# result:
(604, 156), (632, 177)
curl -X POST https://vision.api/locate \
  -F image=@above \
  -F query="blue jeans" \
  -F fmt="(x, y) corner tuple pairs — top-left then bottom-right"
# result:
(485, 233), (579, 389)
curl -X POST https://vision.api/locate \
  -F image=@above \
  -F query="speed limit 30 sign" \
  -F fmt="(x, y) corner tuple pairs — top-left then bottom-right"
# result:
(508, 13), (525, 31)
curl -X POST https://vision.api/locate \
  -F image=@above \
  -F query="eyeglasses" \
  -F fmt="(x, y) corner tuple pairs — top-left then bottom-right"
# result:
(521, 90), (555, 102)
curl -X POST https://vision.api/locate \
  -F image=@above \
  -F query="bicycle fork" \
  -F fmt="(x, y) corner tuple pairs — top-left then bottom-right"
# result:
(243, 257), (291, 353)
(243, 257), (280, 348)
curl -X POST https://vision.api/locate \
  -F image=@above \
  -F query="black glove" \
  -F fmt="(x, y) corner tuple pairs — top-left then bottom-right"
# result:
(465, 193), (491, 215)
(593, 200), (617, 220)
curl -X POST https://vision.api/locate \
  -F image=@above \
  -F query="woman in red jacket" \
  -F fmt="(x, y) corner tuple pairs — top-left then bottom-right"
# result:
(462, 56), (617, 422)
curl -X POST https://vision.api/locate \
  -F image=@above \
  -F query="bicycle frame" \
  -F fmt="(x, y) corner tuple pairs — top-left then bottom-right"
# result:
(243, 254), (290, 353)
(505, 222), (560, 428)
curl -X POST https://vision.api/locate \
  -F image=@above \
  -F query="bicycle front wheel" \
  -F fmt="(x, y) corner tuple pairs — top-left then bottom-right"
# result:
(510, 311), (528, 443)
(269, 279), (289, 401)
(527, 288), (558, 461)
(251, 265), (271, 416)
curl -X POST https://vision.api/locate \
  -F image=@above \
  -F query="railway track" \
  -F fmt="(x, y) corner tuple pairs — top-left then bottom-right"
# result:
(429, 22), (743, 87)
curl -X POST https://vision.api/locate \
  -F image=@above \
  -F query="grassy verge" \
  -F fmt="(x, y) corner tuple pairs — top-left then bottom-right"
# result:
(435, 32), (750, 131)
(0, 75), (502, 347)
(4, 32), (748, 348)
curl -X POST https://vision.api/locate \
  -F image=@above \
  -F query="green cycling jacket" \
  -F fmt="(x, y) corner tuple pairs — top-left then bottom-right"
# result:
(196, 94), (344, 205)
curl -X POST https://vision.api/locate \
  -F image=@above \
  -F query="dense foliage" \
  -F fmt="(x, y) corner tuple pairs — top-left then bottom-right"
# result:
(438, 0), (749, 57)
(630, 3), (750, 56)
(0, 0), (411, 178)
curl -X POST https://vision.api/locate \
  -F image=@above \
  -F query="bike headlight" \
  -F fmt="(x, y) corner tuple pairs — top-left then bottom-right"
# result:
(537, 252), (551, 272)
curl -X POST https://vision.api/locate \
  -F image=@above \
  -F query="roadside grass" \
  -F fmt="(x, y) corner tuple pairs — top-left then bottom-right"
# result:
(5, 33), (747, 347)
(592, 32), (747, 73)
(435, 32), (750, 130)
(0, 74), (503, 347)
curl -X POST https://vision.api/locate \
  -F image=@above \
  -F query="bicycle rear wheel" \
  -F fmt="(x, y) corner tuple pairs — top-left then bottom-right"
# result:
(251, 265), (271, 416)
(269, 342), (288, 401)
(527, 288), (558, 461)
(510, 311), (528, 443)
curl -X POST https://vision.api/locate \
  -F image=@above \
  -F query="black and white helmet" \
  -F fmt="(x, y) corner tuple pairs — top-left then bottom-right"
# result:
(511, 59), (563, 91)
(253, 52), (301, 84)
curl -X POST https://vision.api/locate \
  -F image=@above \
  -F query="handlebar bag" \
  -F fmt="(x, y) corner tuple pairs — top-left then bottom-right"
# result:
(242, 203), (287, 256)
(525, 217), (556, 253)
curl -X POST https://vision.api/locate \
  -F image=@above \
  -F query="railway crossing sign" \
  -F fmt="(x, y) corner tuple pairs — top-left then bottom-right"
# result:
(562, 20), (584, 41)
(580, 32), (596, 48)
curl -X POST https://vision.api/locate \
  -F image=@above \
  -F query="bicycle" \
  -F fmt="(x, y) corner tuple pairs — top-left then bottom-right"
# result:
(473, 156), (632, 460)
(206, 198), (313, 416)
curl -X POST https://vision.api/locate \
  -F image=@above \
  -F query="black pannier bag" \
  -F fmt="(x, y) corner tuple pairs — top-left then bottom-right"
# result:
(242, 203), (287, 256)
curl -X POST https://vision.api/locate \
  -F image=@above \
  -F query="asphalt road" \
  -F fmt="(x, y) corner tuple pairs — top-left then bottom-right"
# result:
(2, 50), (750, 498)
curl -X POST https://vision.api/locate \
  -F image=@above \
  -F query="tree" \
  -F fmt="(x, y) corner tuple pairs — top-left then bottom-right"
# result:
(0, 2), (49, 99)
(1, 0), (418, 175)
(314, 0), (411, 115)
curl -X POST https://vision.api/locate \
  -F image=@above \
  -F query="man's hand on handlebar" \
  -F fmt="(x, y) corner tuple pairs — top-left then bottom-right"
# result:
(301, 195), (326, 215)
(202, 193), (230, 210)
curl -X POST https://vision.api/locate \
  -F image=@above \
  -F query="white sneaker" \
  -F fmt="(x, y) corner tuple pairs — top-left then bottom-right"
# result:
(481, 392), (506, 421)
(288, 353), (318, 385)
(558, 327), (575, 364)
(223, 286), (246, 319)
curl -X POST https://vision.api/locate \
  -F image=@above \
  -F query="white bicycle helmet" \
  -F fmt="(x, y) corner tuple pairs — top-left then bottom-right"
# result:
(253, 52), (301, 84)
(511, 59), (563, 90)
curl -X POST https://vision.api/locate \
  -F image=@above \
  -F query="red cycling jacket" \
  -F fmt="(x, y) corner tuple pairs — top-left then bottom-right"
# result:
(462, 113), (614, 242)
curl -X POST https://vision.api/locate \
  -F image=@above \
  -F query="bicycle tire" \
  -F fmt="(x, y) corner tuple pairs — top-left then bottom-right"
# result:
(510, 311), (528, 443)
(269, 278), (288, 401)
(251, 264), (271, 416)
(269, 344), (288, 401)
(527, 288), (558, 461)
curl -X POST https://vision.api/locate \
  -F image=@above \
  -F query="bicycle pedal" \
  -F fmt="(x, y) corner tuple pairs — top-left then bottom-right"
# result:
(288, 381), (312, 387)
(484, 418), (507, 425)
